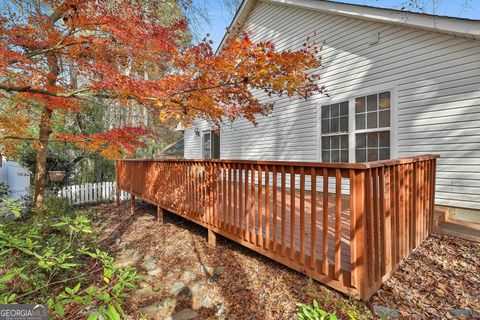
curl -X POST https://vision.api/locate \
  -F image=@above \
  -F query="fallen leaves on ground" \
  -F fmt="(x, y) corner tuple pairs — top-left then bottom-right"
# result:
(92, 202), (479, 319)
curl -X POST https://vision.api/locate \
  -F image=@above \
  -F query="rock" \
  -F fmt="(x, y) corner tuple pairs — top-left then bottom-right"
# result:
(135, 287), (156, 299)
(373, 305), (400, 318)
(449, 308), (476, 318)
(111, 229), (121, 239)
(170, 308), (198, 320)
(164, 272), (177, 282)
(215, 303), (227, 317)
(147, 268), (162, 277)
(139, 297), (176, 315)
(181, 270), (197, 282)
(199, 295), (213, 308)
(170, 281), (187, 296)
(190, 283), (206, 296)
(116, 252), (143, 267)
(141, 257), (157, 271)
(214, 266), (226, 276)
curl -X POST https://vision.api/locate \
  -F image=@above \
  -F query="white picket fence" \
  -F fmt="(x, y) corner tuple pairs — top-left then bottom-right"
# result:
(57, 181), (130, 205)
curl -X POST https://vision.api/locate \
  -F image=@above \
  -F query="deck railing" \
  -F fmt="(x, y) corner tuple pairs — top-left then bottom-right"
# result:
(116, 155), (438, 300)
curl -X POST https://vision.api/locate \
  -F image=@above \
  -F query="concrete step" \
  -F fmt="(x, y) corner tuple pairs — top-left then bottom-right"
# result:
(433, 206), (449, 230)
(434, 219), (480, 243)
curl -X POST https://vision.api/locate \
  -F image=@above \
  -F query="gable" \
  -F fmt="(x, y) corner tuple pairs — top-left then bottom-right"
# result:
(220, 0), (480, 51)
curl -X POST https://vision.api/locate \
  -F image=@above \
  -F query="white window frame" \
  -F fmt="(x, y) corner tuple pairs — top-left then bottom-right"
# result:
(317, 84), (398, 163)
(201, 130), (212, 159)
(319, 101), (350, 163)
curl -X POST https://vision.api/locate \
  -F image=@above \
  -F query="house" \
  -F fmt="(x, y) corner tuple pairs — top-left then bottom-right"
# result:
(184, 0), (480, 214)
(159, 138), (185, 159)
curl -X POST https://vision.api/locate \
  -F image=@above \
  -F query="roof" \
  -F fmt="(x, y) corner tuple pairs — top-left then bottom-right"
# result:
(160, 138), (184, 157)
(218, 0), (480, 51)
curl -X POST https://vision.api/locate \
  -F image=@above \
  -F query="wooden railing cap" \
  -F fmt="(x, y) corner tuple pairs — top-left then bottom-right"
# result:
(117, 154), (439, 170)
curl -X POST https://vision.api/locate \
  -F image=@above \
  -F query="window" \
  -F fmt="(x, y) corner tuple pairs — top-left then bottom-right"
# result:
(321, 102), (349, 162)
(202, 130), (220, 159)
(355, 92), (391, 162)
(202, 131), (211, 159)
(320, 90), (392, 163)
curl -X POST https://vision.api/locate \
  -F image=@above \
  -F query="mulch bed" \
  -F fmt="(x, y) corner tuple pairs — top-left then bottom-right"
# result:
(92, 202), (479, 319)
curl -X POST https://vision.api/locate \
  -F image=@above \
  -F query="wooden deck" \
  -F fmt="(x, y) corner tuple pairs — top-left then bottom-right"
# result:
(227, 186), (353, 271)
(116, 155), (438, 300)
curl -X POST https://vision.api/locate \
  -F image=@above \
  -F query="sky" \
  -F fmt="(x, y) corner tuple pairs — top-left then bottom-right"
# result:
(192, 0), (480, 50)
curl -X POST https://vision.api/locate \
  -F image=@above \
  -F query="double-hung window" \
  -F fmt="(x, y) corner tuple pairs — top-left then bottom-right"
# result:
(320, 90), (392, 163)
(321, 101), (349, 162)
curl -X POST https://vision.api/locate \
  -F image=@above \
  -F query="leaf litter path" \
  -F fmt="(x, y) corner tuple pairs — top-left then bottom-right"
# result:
(93, 202), (479, 319)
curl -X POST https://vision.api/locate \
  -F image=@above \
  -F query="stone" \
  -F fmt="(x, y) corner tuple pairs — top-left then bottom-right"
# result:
(373, 305), (400, 318)
(141, 257), (157, 271)
(135, 287), (156, 299)
(170, 308), (198, 320)
(111, 229), (121, 239)
(164, 272), (177, 282)
(181, 270), (197, 282)
(199, 295), (213, 308)
(214, 266), (226, 276)
(449, 308), (476, 318)
(170, 281), (187, 296)
(139, 297), (177, 315)
(116, 252), (143, 267)
(190, 283), (206, 296)
(215, 303), (227, 317)
(147, 268), (162, 277)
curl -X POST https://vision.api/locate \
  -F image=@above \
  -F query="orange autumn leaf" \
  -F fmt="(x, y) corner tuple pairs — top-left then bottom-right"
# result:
(0, 0), (322, 158)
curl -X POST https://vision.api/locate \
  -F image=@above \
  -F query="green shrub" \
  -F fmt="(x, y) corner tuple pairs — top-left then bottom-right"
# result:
(297, 299), (338, 320)
(296, 279), (372, 320)
(0, 201), (141, 319)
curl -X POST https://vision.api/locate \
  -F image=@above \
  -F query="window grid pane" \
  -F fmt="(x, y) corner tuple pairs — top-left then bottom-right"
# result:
(321, 102), (349, 134)
(355, 91), (391, 163)
(356, 131), (390, 162)
(321, 134), (349, 163)
(355, 91), (391, 130)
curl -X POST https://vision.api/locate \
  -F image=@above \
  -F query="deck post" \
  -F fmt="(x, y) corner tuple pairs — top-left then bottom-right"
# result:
(157, 206), (164, 224)
(130, 195), (135, 215)
(208, 229), (217, 247)
(116, 185), (120, 207)
(115, 160), (120, 207)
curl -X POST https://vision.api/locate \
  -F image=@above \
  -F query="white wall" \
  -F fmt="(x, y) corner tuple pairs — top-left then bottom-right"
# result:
(185, 1), (480, 209)
(184, 120), (214, 159)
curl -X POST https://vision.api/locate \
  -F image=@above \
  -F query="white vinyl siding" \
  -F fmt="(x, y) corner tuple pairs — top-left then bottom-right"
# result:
(184, 120), (213, 159)
(184, 1), (480, 209)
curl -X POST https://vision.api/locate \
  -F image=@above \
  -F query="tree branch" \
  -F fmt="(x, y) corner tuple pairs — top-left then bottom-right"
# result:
(0, 80), (242, 101)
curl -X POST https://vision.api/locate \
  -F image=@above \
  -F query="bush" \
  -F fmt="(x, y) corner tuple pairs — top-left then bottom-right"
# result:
(0, 200), (141, 319)
(297, 300), (338, 320)
(295, 279), (372, 320)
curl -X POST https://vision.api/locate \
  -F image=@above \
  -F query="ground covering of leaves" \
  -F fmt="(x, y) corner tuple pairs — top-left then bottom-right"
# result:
(93, 202), (479, 319)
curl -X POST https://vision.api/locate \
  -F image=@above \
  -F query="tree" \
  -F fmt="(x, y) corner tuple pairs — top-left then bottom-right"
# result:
(0, 0), (322, 207)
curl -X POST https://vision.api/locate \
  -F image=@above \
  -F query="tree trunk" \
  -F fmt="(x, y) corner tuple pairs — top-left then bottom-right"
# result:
(33, 48), (58, 208)
(33, 107), (53, 207)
